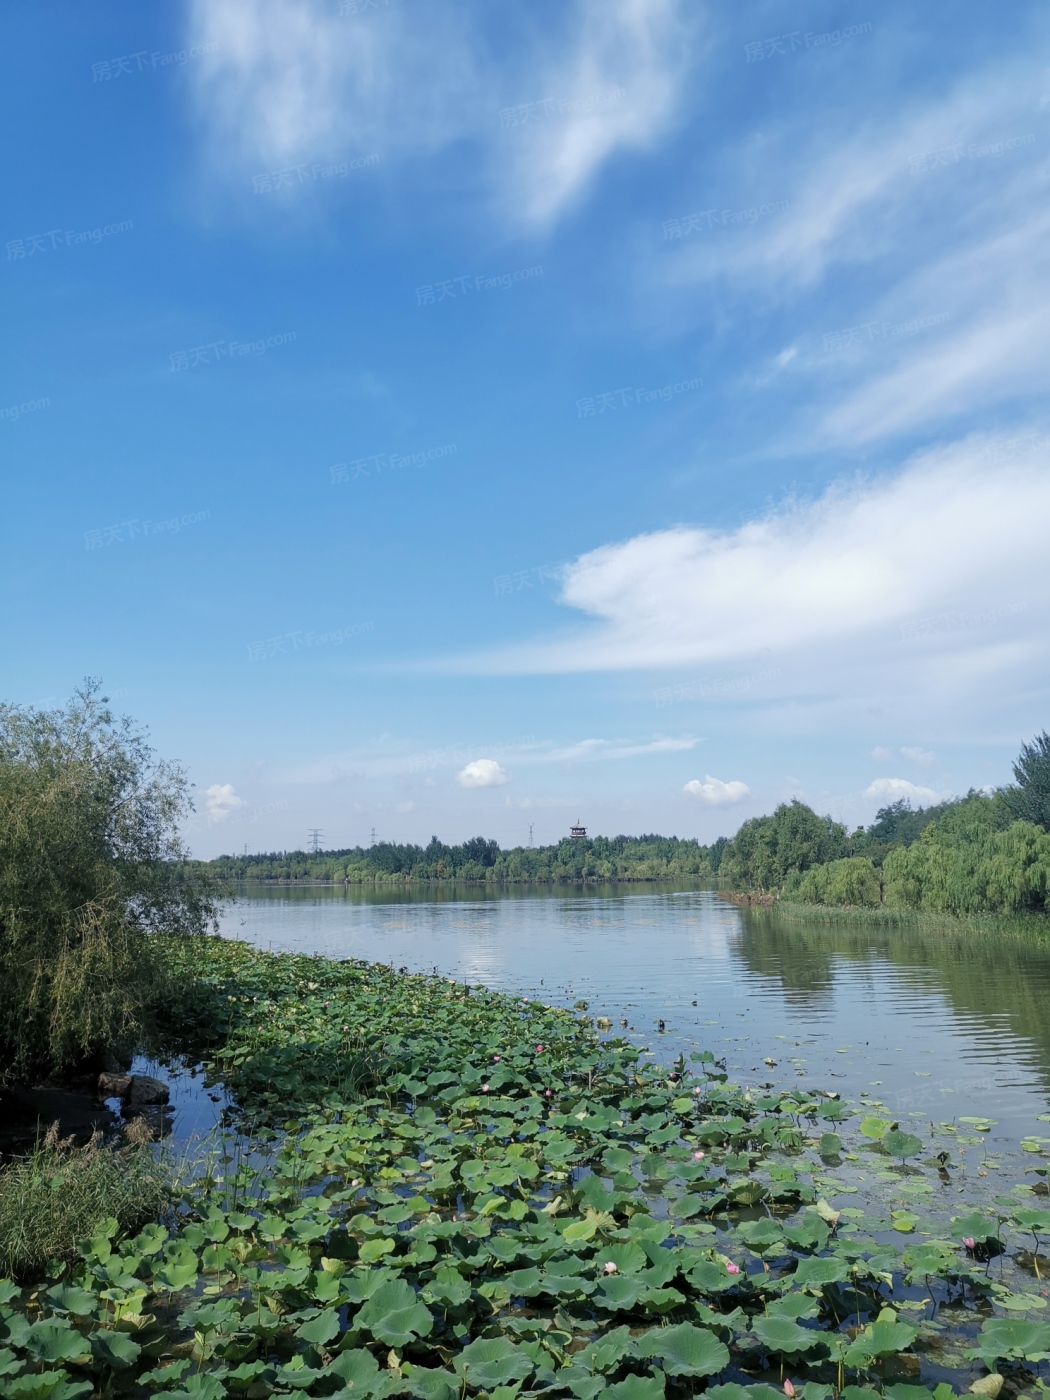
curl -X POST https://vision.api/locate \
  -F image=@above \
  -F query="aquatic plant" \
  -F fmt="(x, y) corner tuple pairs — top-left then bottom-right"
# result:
(2, 937), (1050, 1399)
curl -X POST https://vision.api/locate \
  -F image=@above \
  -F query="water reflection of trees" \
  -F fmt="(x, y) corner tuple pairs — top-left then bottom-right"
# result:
(735, 909), (1050, 1071)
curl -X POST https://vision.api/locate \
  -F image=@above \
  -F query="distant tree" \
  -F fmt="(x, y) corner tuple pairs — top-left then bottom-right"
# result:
(718, 800), (847, 891)
(0, 683), (219, 1084)
(1004, 731), (1050, 831)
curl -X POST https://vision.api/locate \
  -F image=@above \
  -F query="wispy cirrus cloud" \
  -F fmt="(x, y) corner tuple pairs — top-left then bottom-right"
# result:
(186, 0), (696, 226)
(462, 433), (1050, 677)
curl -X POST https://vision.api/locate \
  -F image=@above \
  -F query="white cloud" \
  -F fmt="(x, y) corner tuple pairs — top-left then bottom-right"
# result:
(456, 759), (510, 788)
(863, 777), (942, 805)
(901, 746), (936, 768)
(187, 0), (694, 227)
(531, 736), (698, 764)
(204, 782), (246, 821)
(870, 746), (892, 762)
(684, 775), (750, 805)
(395, 800), (415, 813)
(466, 435), (1050, 675)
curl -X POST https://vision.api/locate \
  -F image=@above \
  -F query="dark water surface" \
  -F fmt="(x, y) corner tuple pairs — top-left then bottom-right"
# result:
(215, 884), (1050, 1170)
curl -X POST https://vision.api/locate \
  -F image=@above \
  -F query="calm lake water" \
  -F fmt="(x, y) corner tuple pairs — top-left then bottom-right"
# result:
(200, 882), (1050, 1168)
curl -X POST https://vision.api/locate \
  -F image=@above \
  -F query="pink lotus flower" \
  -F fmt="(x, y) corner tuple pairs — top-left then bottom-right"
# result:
(963, 1237), (976, 1249)
(693, 1086), (702, 1095)
(604, 1261), (618, 1274)
(545, 1089), (553, 1097)
(482, 1084), (490, 1092)
(342, 1025), (349, 1032)
(784, 1382), (796, 1398)
(726, 1262), (741, 1275)
(493, 1055), (500, 1061)
(693, 1151), (705, 1160)
(536, 1044), (544, 1053)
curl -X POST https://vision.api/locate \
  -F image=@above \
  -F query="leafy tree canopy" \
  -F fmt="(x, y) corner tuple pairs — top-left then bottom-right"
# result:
(0, 682), (218, 1083)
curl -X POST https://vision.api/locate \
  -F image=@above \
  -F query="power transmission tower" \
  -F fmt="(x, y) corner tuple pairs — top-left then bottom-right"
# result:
(369, 827), (377, 847)
(308, 829), (323, 854)
(528, 823), (534, 848)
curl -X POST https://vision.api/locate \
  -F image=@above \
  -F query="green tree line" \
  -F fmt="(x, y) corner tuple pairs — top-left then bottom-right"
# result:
(200, 832), (714, 885)
(716, 731), (1050, 917)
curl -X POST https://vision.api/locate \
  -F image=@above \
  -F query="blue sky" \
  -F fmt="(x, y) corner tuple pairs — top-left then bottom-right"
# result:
(3, 0), (1049, 857)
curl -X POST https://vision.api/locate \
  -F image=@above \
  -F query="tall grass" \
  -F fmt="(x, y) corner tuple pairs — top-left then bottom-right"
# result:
(0, 1124), (170, 1280)
(766, 898), (1050, 938)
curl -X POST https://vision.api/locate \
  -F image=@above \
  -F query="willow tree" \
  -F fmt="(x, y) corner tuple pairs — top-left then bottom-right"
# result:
(0, 683), (218, 1084)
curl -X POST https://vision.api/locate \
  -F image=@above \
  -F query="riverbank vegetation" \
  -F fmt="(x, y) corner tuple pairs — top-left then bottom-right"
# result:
(716, 732), (1050, 917)
(5, 935), (1050, 1399)
(0, 683), (218, 1085)
(200, 833), (715, 886)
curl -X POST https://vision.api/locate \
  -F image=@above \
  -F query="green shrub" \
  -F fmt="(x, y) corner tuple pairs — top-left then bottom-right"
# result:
(718, 800), (847, 891)
(785, 856), (882, 907)
(883, 813), (1050, 915)
(0, 1128), (170, 1280)
(0, 683), (219, 1083)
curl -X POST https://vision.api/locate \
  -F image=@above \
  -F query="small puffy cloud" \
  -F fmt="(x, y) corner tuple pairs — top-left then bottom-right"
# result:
(205, 782), (245, 822)
(863, 777), (941, 804)
(395, 800), (415, 813)
(684, 775), (750, 805)
(901, 746), (936, 768)
(457, 759), (510, 789)
(870, 746), (892, 762)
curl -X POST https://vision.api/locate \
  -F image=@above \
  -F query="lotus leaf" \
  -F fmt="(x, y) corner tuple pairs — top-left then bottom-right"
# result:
(562, 1369), (607, 1400)
(423, 1266), (475, 1306)
(357, 1280), (434, 1347)
(883, 1131), (923, 1161)
(685, 1260), (737, 1292)
(90, 1329), (141, 1369)
(751, 1316), (822, 1354)
(859, 1117), (890, 1140)
(6, 1375), (93, 1400)
(736, 1219), (785, 1252)
(843, 1310), (919, 1366)
(965, 1317), (1050, 1362)
(43, 1286), (97, 1317)
(296, 1308), (341, 1346)
(595, 1243), (648, 1275)
(24, 1321), (90, 1366)
(167, 1373), (232, 1400)
(766, 1293), (820, 1320)
(637, 1322), (729, 1376)
(403, 1364), (459, 1400)
(575, 1325), (634, 1373)
(603, 1375), (665, 1400)
(330, 1348), (383, 1393)
(454, 1337), (534, 1389)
